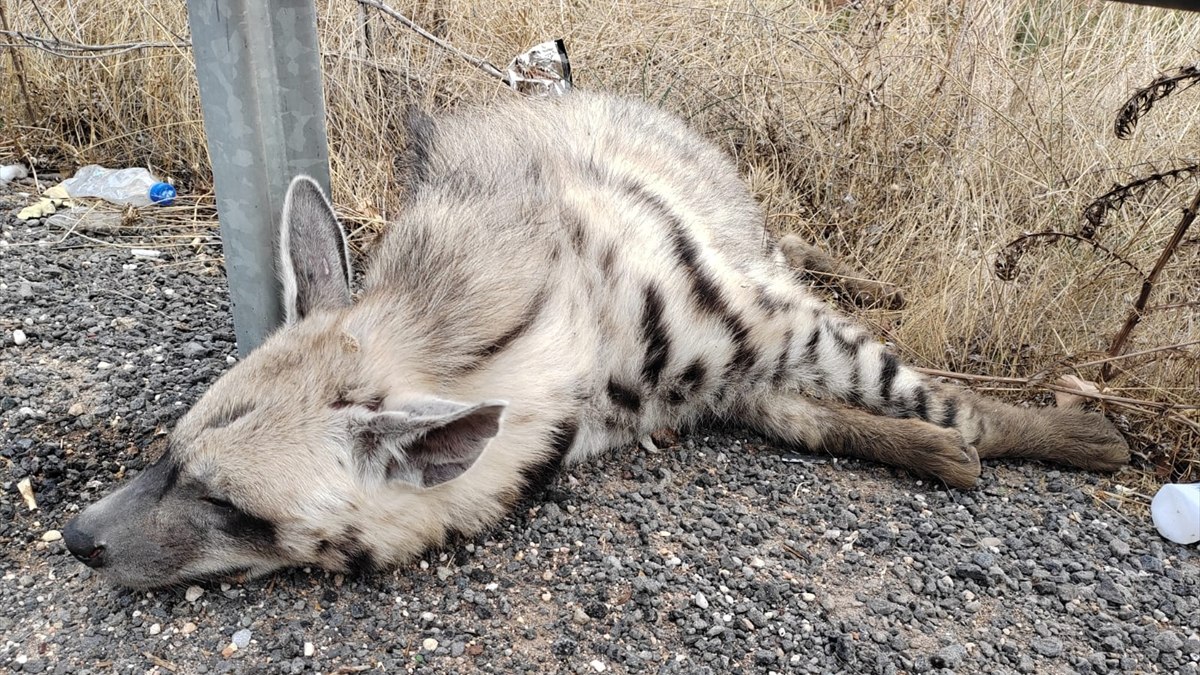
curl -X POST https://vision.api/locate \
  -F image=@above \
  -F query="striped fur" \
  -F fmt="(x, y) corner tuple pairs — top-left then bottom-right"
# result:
(64, 93), (1129, 588)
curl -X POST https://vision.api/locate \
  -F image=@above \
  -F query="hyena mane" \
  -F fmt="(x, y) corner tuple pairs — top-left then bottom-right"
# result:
(62, 92), (1129, 588)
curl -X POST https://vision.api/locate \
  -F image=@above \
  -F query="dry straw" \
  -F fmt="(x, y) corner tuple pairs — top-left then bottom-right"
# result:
(1, 0), (1197, 501)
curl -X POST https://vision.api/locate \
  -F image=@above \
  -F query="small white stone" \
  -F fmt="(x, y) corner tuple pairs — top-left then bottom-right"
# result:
(185, 586), (204, 602)
(12, 329), (27, 346)
(540, 592), (552, 602)
(801, 592), (816, 602)
(694, 592), (709, 609)
(97, 361), (113, 370)
(181, 622), (197, 634)
(41, 530), (62, 542)
(231, 628), (251, 649)
(590, 660), (607, 672)
(749, 557), (765, 568)
(422, 637), (439, 651)
(303, 641), (315, 657)
(149, 623), (161, 635)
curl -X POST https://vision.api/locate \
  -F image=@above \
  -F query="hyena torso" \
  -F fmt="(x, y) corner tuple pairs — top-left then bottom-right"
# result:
(63, 93), (1129, 588)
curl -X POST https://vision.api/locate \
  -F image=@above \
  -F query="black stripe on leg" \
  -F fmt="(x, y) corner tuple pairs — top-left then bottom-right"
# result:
(830, 327), (867, 357)
(911, 387), (929, 422)
(879, 352), (899, 403)
(563, 206), (588, 255)
(844, 365), (863, 407)
(599, 244), (618, 280)
(802, 325), (822, 362)
(607, 378), (642, 413)
(755, 284), (792, 315)
(640, 285), (671, 388)
(772, 329), (795, 387)
(517, 419), (578, 499)
(346, 547), (377, 577)
(668, 359), (708, 403)
(939, 397), (958, 428)
(681, 359), (707, 390)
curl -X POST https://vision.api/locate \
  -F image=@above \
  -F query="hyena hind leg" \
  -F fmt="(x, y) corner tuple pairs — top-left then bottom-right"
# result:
(749, 392), (981, 488)
(778, 235), (905, 310)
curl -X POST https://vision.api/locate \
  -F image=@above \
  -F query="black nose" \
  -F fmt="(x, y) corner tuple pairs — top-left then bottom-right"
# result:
(63, 518), (106, 569)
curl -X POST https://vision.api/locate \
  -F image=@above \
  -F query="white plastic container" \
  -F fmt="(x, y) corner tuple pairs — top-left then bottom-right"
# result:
(1151, 483), (1200, 545)
(62, 165), (174, 207)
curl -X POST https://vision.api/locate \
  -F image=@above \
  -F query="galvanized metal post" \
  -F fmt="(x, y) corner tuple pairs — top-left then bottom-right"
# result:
(186, 0), (331, 354)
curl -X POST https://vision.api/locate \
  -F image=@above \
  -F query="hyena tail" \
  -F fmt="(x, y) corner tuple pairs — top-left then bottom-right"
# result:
(762, 307), (1130, 487)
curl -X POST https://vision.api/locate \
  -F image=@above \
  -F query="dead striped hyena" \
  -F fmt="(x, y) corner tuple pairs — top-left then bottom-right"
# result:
(63, 93), (1129, 588)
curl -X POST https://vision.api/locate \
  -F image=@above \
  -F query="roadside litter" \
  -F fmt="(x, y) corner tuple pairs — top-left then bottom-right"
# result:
(16, 165), (176, 221)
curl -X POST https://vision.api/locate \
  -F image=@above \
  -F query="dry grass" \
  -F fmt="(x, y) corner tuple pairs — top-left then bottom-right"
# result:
(2, 0), (1197, 499)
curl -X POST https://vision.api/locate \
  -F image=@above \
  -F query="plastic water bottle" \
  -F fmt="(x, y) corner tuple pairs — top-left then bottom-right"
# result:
(62, 165), (176, 207)
(1151, 483), (1200, 545)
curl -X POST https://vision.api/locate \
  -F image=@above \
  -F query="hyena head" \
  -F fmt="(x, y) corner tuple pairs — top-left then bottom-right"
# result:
(63, 176), (506, 588)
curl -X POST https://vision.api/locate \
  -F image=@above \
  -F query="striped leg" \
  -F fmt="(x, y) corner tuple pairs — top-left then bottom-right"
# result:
(748, 392), (981, 488)
(772, 309), (1130, 474)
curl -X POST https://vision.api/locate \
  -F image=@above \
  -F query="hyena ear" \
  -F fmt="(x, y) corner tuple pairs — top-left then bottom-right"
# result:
(279, 175), (352, 324)
(353, 399), (505, 488)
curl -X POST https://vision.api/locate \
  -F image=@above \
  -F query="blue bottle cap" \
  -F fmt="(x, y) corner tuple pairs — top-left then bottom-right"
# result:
(149, 182), (177, 206)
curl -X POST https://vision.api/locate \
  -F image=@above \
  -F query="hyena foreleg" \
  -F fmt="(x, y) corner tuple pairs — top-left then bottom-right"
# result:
(765, 308), (1130, 485)
(748, 392), (982, 488)
(947, 386), (1130, 471)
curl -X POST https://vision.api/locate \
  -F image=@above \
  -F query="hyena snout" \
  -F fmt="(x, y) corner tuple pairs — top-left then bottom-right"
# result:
(62, 517), (107, 569)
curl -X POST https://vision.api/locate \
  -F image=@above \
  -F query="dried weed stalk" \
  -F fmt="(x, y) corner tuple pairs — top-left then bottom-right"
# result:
(1080, 163), (1199, 238)
(1115, 63), (1200, 140)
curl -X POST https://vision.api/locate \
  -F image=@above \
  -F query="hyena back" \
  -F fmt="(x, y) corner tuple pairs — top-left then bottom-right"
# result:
(63, 93), (1129, 588)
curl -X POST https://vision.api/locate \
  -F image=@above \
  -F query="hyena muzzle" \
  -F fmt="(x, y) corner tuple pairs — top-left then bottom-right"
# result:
(63, 92), (1130, 588)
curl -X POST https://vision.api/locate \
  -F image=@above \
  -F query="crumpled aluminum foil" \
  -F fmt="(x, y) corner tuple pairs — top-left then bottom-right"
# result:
(505, 39), (572, 97)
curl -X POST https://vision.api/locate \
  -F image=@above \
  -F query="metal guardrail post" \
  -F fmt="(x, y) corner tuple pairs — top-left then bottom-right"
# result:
(1105, 0), (1200, 10)
(185, 0), (332, 354)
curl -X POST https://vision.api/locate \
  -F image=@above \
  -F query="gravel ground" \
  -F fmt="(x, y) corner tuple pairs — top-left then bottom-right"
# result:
(2, 177), (1199, 675)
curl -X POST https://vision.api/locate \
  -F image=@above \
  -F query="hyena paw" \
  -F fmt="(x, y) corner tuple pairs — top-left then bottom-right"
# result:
(849, 284), (905, 311)
(1052, 410), (1130, 472)
(926, 431), (981, 489)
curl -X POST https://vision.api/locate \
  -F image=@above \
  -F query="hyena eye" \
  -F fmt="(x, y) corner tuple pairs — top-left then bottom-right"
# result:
(202, 495), (235, 509)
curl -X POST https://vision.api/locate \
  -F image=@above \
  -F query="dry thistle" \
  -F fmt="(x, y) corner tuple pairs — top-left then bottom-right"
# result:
(1114, 64), (1200, 140)
(994, 231), (1142, 282)
(1080, 163), (1199, 238)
